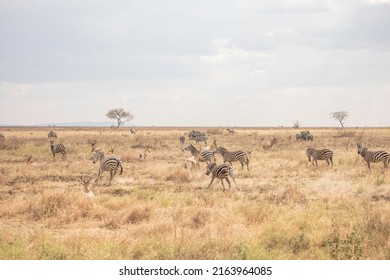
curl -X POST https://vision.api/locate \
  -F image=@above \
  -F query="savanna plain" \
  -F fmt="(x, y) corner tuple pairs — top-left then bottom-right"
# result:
(0, 126), (389, 260)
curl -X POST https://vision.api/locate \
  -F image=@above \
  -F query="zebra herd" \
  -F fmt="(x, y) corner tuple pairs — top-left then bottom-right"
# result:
(44, 129), (390, 192)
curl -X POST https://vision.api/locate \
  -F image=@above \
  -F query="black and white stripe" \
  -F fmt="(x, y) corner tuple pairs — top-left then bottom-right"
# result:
(306, 148), (333, 167)
(215, 146), (250, 170)
(205, 162), (239, 191)
(185, 144), (215, 163)
(50, 140), (66, 160)
(357, 144), (389, 170)
(92, 151), (123, 185)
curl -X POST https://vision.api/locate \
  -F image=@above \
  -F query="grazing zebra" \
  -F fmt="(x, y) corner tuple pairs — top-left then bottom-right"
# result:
(262, 137), (277, 150)
(91, 151), (123, 185)
(48, 131), (57, 138)
(296, 131), (313, 141)
(306, 148), (333, 167)
(50, 140), (66, 160)
(215, 146), (250, 170)
(188, 130), (208, 144)
(184, 144), (215, 163)
(205, 162), (239, 191)
(357, 144), (389, 171)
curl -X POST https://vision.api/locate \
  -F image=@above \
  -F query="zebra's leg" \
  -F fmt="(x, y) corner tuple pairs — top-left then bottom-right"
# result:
(366, 161), (371, 171)
(225, 178), (231, 190)
(330, 157), (333, 168)
(220, 179), (226, 191)
(108, 171), (114, 186)
(207, 177), (215, 189)
(230, 174), (239, 191)
(95, 169), (102, 183)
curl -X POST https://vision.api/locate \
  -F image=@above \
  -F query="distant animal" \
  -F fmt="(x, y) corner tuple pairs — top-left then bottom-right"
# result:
(80, 176), (94, 197)
(179, 136), (185, 144)
(89, 140), (104, 153)
(91, 151), (123, 185)
(215, 146), (250, 170)
(227, 128), (235, 135)
(130, 128), (136, 134)
(296, 131), (313, 141)
(205, 162), (239, 191)
(306, 148), (333, 167)
(184, 156), (199, 170)
(24, 154), (35, 164)
(48, 131), (57, 138)
(188, 130), (208, 144)
(50, 140), (66, 160)
(357, 144), (389, 171)
(139, 146), (151, 161)
(262, 137), (277, 150)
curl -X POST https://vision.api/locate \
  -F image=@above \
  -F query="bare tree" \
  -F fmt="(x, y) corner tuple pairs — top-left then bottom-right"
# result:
(330, 111), (348, 128)
(293, 120), (300, 129)
(106, 108), (134, 129)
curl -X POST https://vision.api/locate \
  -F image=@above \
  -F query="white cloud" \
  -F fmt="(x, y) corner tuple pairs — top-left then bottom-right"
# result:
(362, 0), (390, 5)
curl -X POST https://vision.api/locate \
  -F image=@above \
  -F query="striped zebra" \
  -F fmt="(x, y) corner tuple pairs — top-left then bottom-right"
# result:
(205, 162), (239, 191)
(48, 131), (57, 138)
(357, 144), (389, 171)
(50, 140), (66, 160)
(215, 146), (250, 170)
(184, 144), (215, 163)
(92, 151), (123, 185)
(306, 148), (333, 167)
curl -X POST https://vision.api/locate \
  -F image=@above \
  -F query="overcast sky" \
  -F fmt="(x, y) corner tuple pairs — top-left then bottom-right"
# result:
(1, 0), (390, 127)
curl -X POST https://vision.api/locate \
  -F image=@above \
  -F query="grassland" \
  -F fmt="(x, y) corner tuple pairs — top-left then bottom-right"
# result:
(0, 126), (389, 260)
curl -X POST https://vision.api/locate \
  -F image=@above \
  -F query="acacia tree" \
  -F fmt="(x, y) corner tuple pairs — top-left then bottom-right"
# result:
(293, 120), (301, 129)
(106, 108), (134, 129)
(330, 111), (348, 128)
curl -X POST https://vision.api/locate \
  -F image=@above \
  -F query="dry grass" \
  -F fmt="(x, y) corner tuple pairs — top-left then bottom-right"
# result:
(0, 126), (390, 260)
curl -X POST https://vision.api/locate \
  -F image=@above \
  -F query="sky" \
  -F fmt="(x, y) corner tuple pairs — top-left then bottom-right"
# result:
(1, 0), (390, 127)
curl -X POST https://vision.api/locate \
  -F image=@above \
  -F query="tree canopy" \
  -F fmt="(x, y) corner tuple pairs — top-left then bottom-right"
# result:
(330, 111), (348, 128)
(106, 108), (134, 129)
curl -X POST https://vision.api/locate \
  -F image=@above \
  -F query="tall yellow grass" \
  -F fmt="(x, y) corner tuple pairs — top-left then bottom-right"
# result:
(0, 126), (389, 259)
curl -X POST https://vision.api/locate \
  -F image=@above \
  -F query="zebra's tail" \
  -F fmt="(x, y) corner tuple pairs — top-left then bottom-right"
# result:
(119, 162), (123, 175)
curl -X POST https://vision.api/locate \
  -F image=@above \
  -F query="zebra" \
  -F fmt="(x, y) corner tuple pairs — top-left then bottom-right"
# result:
(48, 131), (57, 138)
(205, 162), (239, 191)
(91, 151), (123, 185)
(215, 146), (250, 170)
(296, 131), (313, 141)
(50, 140), (66, 160)
(262, 137), (277, 150)
(357, 144), (390, 171)
(306, 148), (333, 167)
(188, 130), (208, 144)
(184, 144), (215, 163)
